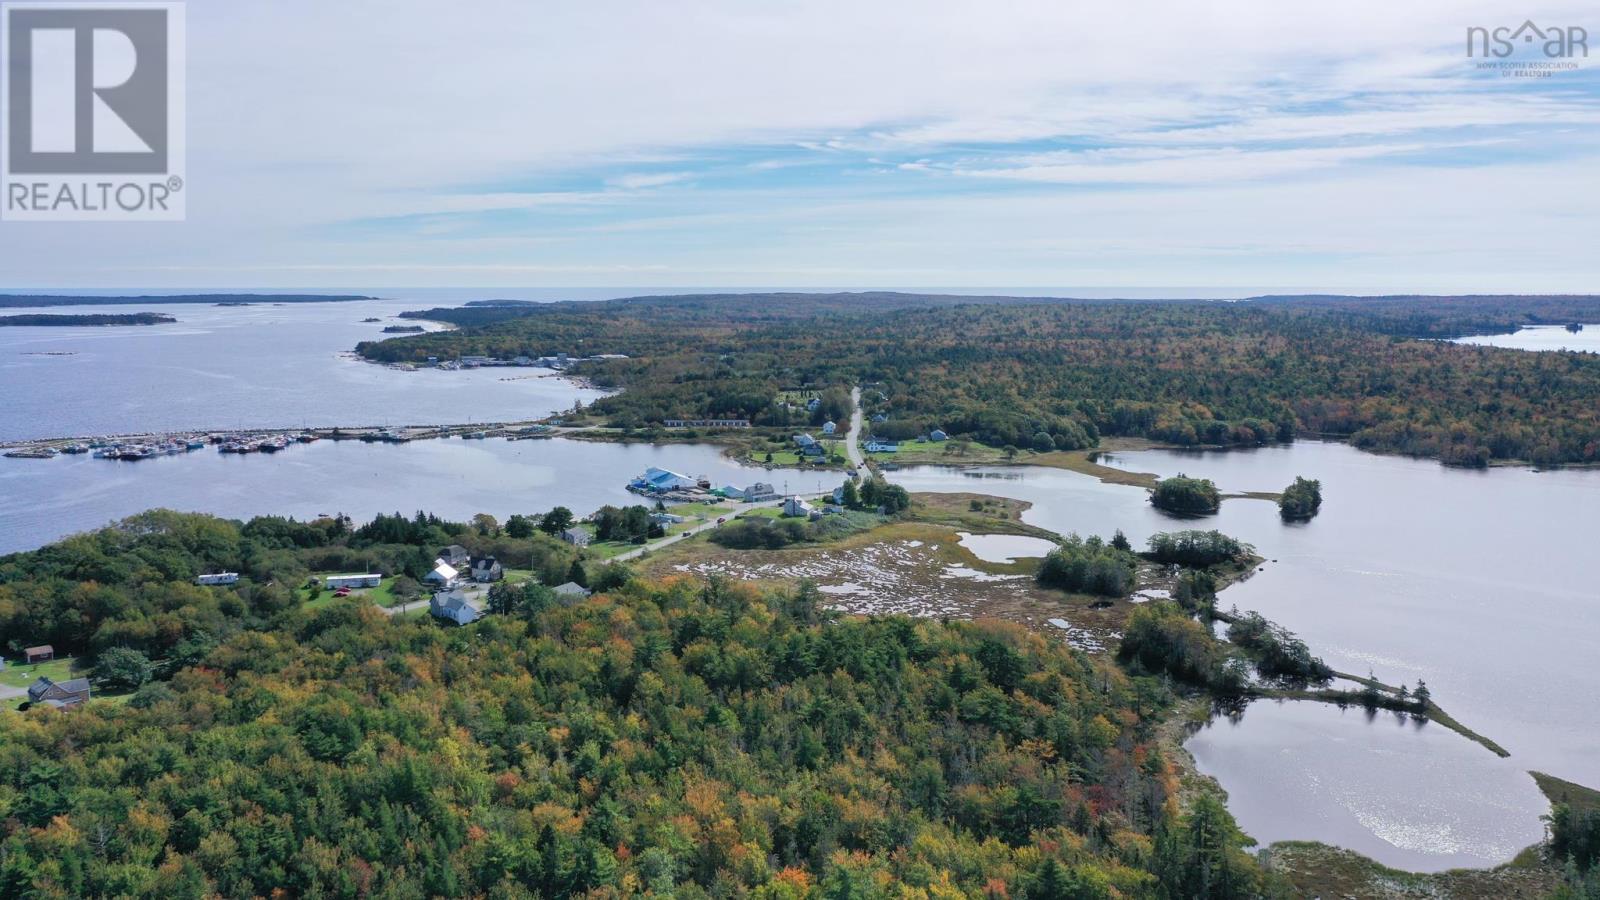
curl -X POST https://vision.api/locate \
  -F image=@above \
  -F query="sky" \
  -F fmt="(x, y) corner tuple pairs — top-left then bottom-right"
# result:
(2, 0), (1598, 293)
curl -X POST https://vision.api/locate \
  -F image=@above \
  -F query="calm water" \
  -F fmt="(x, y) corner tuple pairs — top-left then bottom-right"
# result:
(0, 296), (608, 441)
(1452, 324), (1600, 352)
(1188, 701), (1546, 871)
(893, 442), (1600, 870)
(0, 437), (814, 555)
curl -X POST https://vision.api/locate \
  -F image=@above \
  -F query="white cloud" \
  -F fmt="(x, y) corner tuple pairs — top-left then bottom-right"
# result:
(0, 0), (1596, 289)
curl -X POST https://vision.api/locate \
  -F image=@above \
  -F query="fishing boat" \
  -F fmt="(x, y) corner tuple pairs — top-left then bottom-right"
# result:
(61, 443), (90, 454)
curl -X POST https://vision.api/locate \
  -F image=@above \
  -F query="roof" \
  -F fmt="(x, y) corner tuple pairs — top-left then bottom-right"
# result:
(442, 544), (468, 556)
(470, 555), (500, 569)
(429, 562), (459, 580)
(433, 590), (482, 614)
(553, 582), (591, 597)
(24, 645), (52, 655)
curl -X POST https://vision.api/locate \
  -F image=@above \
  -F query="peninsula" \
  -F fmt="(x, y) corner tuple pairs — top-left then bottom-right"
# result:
(0, 312), (177, 326)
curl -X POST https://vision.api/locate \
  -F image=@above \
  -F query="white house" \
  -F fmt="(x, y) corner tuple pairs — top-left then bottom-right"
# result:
(806, 397), (822, 411)
(438, 544), (471, 568)
(429, 589), (483, 625)
(864, 441), (899, 453)
(821, 421), (837, 435)
(793, 433), (816, 447)
(782, 496), (813, 517)
(424, 562), (459, 587)
(325, 573), (382, 590)
(195, 572), (239, 586)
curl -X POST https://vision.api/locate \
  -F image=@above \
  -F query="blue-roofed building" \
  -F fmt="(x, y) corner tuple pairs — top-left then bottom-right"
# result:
(631, 466), (698, 492)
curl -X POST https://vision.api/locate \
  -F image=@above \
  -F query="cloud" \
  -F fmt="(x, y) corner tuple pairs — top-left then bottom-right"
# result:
(1, 0), (1597, 289)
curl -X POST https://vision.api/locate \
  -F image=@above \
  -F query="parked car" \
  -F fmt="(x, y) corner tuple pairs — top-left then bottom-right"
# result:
(717, 517), (726, 524)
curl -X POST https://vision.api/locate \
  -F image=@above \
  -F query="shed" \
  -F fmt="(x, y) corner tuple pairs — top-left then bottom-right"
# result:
(24, 645), (53, 664)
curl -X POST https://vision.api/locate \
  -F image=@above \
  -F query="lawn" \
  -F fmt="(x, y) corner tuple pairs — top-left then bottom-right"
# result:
(2, 656), (92, 710)
(299, 575), (414, 609)
(869, 438), (1013, 464)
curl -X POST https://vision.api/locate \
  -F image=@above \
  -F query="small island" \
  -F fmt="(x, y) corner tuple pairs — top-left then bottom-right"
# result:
(362, 317), (383, 323)
(1279, 476), (1323, 520)
(0, 312), (177, 327)
(381, 324), (426, 333)
(1149, 474), (1222, 515)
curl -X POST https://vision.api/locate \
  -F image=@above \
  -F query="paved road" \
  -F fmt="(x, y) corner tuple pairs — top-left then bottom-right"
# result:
(612, 499), (774, 561)
(844, 386), (865, 470)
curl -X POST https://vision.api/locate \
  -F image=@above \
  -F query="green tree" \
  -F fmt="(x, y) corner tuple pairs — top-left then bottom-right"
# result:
(96, 647), (153, 691)
(1278, 476), (1323, 520)
(540, 506), (575, 536)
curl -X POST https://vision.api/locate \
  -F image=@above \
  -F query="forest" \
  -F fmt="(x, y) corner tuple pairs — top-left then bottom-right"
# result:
(0, 511), (1289, 898)
(359, 292), (1600, 466)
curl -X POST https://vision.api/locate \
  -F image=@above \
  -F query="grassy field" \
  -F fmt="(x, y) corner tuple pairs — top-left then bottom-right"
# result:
(299, 575), (411, 609)
(2, 657), (92, 710)
(869, 438), (1013, 465)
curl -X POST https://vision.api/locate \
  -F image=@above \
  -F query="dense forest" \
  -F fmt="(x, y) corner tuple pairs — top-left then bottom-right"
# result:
(359, 292), (1600, 466)
(0, 313), (177, 327)
(0, 511), (1289, 898)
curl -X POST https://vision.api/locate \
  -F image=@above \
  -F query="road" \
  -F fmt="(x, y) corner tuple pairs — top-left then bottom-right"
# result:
(844, 386), (865, 469)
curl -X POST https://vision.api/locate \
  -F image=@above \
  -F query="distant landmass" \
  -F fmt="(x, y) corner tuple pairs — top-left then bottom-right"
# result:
(381, 324), (426, 333)
(0, 312), (178, 326)
(0, 293), (374, 308)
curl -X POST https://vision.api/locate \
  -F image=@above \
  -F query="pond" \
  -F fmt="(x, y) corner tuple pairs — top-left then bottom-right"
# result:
(955, 532), (1058, 563)
(892, 441), (1600, 870)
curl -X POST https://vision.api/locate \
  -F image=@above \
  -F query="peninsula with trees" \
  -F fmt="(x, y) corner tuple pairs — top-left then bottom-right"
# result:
(358, 292), (1600, 468)
(0, 312), (177, 327)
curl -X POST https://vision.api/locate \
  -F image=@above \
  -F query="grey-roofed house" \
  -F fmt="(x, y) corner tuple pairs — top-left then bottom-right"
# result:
(438, 544), (471, 568)
(28, 676), (91, 708)
(556, 576), (595, 598)
(429, 589), (484, 626)
(469, 556), (504, 583)
(561, 528), (591, 547)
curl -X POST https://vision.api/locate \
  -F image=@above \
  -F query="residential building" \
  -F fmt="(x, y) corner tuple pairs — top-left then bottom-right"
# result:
(469, 556), (504, 583)
(429, 589), (483, 625)
(27, 676), (91, 708)
(821, 421), (837, 434)
(743, 482), (779, 502)
(553, 582), (592, 603)
(793, 433), (816, 447)
(195, 572), (239, 586)
(424, 562), (459, 587)
(561, 528), (591, 547)
(651, 512), (686, 526)
(24, 645), (53, 664)
(782, 496), (813, 517)
(325, 573), (382, 590)
(930, 429), (948, 442)
(864, 440), (899, 453)
(438, 544), (471, 568)
(662, 418), (751, 428)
